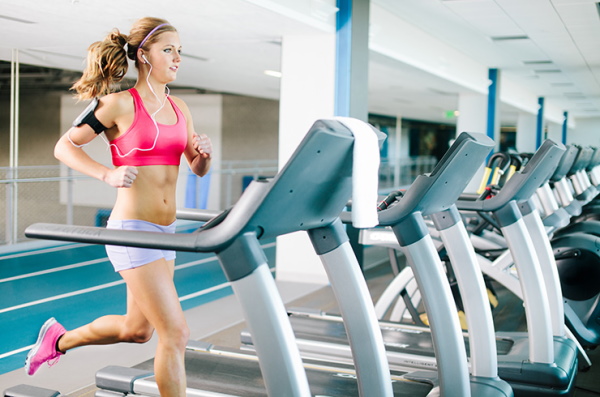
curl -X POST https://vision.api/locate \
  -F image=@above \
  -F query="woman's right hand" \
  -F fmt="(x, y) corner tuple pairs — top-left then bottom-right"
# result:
(104, 165), (138, 188)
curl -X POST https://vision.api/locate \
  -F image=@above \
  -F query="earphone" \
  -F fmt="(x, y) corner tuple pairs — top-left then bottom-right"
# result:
(142, 54), (149, 64)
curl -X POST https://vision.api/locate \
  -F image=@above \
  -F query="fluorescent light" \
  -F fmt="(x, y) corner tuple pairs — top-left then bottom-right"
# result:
(264, 70), (282, 78)
(491, 35), (529, 41)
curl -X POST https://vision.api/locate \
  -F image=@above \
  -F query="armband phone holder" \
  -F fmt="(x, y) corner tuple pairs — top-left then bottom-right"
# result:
(73, 98), (108, 134)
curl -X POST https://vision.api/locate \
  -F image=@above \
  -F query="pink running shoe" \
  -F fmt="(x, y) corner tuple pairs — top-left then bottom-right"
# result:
(25, 318), (66, 376)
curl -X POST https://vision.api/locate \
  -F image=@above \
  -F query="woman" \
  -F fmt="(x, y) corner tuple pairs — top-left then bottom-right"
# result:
(25, 17), (211, 397)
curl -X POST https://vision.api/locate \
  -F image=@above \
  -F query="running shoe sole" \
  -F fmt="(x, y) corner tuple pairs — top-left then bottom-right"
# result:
(24, 317), (57, 375)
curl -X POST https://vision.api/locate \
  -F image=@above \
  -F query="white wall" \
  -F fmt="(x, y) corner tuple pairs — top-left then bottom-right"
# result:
(568, 117), (600, 146)
(276, 32), (336, 285)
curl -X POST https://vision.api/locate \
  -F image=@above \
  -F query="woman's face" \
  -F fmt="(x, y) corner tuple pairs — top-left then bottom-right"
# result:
(145, 31), (182, 83)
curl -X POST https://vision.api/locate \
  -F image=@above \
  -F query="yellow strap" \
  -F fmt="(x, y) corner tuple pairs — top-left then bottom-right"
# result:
(476, 167), (492, 194)
(491, 167), (503, 185)
(505, 165), (516, 182)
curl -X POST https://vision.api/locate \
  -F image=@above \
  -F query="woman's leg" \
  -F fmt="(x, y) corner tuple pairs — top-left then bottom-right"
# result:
(118, 258), (189, 397)
(56, 258), (187, 396)
(56, 286), (155, 350)
(58, 257), (178, 351)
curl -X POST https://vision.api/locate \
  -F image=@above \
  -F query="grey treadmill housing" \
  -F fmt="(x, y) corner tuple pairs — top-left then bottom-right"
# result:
(550, 145), (579, 183)
(569, 146), (593, 175)
(586, 147), (600, 171)
(377, 131), (495, 245)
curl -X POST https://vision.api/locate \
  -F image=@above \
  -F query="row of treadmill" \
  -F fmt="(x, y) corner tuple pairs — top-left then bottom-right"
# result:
(5, 119), (600, 397)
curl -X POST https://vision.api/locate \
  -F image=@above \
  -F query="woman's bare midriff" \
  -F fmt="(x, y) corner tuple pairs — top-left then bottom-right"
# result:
(109, 164), (180, 226)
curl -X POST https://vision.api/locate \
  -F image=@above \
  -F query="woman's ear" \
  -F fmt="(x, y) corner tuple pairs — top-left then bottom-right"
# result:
(137, 50), (147, 64)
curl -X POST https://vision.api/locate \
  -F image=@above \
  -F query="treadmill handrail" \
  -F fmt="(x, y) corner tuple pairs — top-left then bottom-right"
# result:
(457, 139), (566, 212)
(378, 131), (495, 226)
(26, 179), (272, 253)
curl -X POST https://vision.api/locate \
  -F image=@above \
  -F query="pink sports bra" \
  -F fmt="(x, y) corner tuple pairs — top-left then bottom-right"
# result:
(110, 88), (188, 166)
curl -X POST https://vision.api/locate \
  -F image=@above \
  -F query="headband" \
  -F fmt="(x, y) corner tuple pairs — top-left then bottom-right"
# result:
(139, 23), (170, 49)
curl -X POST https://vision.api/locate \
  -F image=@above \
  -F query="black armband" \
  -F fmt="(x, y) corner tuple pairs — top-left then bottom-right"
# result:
(73, 98), (108, 134)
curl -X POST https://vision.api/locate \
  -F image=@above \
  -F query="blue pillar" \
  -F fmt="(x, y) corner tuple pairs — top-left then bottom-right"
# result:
(486, 68), (499, 142)
(336, 0), (370, 267)
(335, 0), (369, 120)
(536, 97), (545, 149)
(562, 111), (568, 144)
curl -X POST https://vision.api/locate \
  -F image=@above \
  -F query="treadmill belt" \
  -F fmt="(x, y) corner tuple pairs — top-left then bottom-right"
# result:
(290, 315), (514, 356)
(135, 347), (434, 396)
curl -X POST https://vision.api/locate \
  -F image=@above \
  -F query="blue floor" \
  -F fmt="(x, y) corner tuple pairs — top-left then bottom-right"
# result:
(0, 223), (276, 375)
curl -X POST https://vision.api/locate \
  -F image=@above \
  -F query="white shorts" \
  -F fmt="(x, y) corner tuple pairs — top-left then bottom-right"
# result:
(105, 219), (176, 272)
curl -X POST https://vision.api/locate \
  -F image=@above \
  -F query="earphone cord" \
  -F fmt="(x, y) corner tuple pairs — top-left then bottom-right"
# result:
(100, 61), (169, 157)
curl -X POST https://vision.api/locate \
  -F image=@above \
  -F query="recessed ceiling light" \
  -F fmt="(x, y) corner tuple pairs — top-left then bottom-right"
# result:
(491, 35), (529, 41)
(523, 60), (553, 65)
(264, 70), (282, 78)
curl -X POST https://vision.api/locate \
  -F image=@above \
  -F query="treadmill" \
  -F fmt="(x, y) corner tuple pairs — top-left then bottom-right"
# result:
(20, 119), (441, 396)
(259, 140), (578, 396)
(242, 131), (513, 396)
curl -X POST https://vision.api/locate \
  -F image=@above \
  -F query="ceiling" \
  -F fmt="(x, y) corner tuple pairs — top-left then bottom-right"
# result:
(0, 0), (599, 127)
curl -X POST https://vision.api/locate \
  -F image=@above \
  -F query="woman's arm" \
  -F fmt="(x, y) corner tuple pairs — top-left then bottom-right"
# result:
(55, 94), (138, 188)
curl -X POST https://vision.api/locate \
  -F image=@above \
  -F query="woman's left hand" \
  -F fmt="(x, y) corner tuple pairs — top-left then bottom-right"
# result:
(193, 133), (212, 159)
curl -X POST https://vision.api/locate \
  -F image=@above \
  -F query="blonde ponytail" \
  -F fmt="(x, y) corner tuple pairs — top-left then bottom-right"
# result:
(71, 30), (128, 100)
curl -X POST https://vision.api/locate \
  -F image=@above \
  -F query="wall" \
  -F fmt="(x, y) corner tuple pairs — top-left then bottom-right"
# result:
(568, 117), (600, 146)
(0, 92), (61, 167)
(220, 94), (279, 207)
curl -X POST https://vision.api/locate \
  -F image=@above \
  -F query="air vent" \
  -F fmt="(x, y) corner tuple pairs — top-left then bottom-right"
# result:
(534, 69), (562, 74)
(564, 92), (585, 98)
(428, 87), (457, 96)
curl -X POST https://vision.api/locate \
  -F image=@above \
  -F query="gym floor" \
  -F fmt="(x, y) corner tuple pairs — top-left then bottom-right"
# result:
(1, 244), (599, 396)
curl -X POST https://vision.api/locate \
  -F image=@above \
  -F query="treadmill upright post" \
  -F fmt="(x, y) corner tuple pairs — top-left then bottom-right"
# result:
(392, 213), (471, 396)
(308, 219), (393, 397)
(218, 233), (311, 397)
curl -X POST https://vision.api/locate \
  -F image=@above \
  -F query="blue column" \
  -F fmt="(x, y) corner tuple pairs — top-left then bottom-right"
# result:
(562, 111), (568, 144)
(335, 0), (369, 120)
(536, 97), (545, 149)
(336, 0), (370, 267)
(336, 0), (351, 117)
(486, 68), (499, 142)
